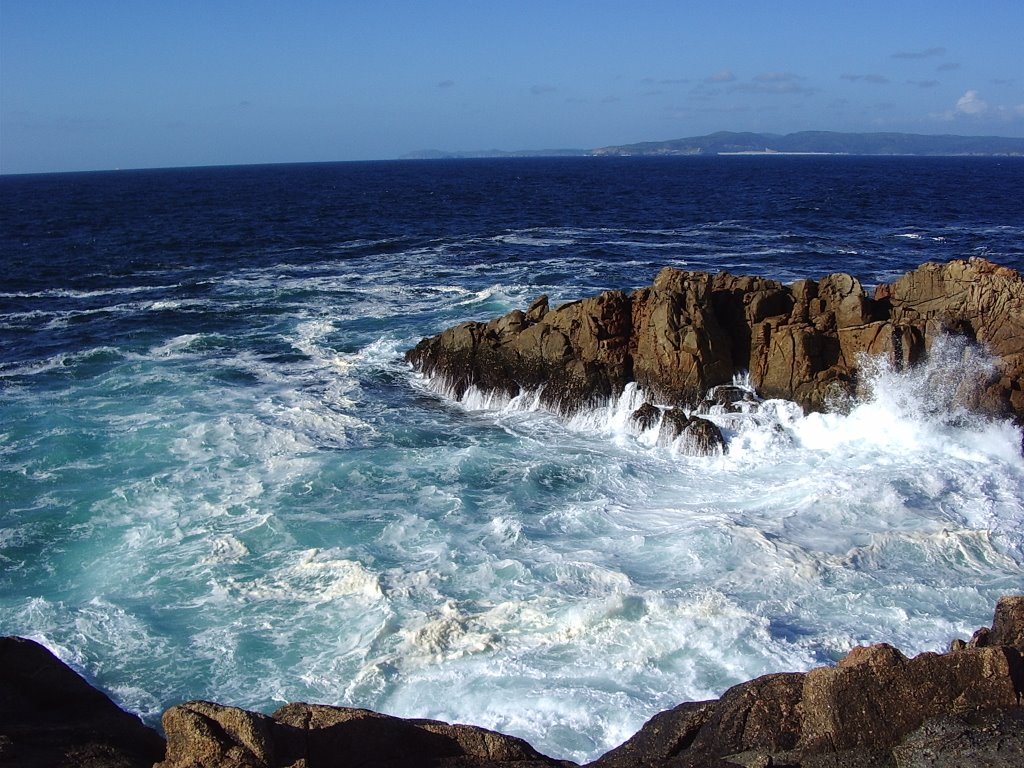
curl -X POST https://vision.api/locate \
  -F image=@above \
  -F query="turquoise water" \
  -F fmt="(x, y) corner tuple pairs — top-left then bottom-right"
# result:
(2, 158), (1023, 761)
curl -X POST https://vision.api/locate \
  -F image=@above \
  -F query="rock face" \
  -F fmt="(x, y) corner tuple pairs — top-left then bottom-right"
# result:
(590, 596), (1024, 768)
(406, 258), (1024, 426)
(156, 700), (569, 768)
(4, 596), (1024, 767)
(0, 636), (165, 768)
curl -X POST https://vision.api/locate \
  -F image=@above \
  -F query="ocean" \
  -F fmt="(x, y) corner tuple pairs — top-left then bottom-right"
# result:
(2, 156), (1023, 762)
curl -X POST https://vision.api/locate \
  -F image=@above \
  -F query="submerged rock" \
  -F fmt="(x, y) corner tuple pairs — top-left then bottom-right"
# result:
(406, 258), (1024, 424)
(657, 409), (727, 455)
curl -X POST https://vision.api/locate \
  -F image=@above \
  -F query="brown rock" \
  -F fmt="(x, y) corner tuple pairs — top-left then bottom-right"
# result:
(797, 643), (1023, 754)
(157, 700), (567, 768)
(407, 258), (1024, 425)
(587, 700), (716, 767)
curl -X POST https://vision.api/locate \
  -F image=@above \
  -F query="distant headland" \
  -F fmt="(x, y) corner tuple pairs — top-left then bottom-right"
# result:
(404, 130), (1024, 159)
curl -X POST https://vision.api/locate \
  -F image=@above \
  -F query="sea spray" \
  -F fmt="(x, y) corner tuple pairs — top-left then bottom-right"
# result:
(3, 158), (1024, 763)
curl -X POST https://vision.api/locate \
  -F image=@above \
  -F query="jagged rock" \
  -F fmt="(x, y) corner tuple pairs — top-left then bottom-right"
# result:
(589, 596), (1024, 767)
(156, 700), (568, 768)
(406, 258), (1024, 424)
(588, 700), (716, 767)
(0, 636), (165, 768)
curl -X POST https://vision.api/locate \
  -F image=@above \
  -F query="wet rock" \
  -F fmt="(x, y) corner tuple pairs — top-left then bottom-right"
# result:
(406, 258), (1024, 424)
(630, 402), (662, 431)
(657, 410), (727, 455)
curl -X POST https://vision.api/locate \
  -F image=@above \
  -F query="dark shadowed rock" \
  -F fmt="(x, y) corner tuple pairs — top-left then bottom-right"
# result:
(0, 636), (165, 768)
(657, 410), (727, 455)
(630, 402), (662, 431)
(406, 258), (1024, 425)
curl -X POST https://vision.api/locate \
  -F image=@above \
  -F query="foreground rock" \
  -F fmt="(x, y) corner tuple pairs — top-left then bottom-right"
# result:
(0, 636), (165, 768)
(156, 701), (570, 768)
(406, 258), (1024, 428)
(591, 596), (1024, 767)
(5, 596), (1023, 767)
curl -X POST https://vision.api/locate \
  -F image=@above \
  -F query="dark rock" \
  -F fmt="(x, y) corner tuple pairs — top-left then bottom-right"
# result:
(0, 636), (165, 768)
(630, 402), (662, 431)
(406, 258), (1024, 423)
(9, 594), (1024, 768)
(658, 410), (727, 455)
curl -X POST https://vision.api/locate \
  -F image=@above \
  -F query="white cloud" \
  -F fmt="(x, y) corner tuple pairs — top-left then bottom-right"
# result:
(956, 90), (988, 115)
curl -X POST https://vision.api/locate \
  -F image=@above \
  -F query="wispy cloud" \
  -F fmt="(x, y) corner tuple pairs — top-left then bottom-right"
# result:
(705, 69), (736, 84)
(937, 62), (961, 72)
(734, 72), (815, 95)
(908, 79), (940, 89)
(530, 84), (556, 96)
(437, 80), (456, 89)
(892, 47), (946, 60)
(841, 73), (890, 84)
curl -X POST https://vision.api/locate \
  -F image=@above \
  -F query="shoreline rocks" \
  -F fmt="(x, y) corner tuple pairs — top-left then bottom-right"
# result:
(405, 258), (1024, 431)
(3, 597), (1023, 767)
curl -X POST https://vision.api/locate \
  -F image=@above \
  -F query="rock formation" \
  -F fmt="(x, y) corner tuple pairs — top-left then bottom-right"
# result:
(154, 701), (569, 768)
(406, 258), (1024, 437)
(3, 597), (1023, 767)
(0, 636), (165, 768)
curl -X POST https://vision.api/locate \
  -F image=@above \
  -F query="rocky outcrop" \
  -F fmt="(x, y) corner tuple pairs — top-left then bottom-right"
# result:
(155, 701), (569, 768)
(0, 636), (165, 768)
(406, 258), (1024, 427)
(590, 595), (1024, 768)
(6, 597), (1024, 767)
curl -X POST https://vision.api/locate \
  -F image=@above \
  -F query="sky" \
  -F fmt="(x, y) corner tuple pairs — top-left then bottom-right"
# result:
(2, 0), (1023, 174)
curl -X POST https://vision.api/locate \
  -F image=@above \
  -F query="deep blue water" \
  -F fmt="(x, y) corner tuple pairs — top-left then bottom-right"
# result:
(2, 157), (1023, 761)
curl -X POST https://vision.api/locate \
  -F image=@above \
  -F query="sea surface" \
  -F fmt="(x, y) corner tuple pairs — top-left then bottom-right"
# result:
(2, 156), (1024, 762)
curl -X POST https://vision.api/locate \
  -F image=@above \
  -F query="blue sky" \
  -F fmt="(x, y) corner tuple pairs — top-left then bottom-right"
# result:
(2, 0), (1022, 173)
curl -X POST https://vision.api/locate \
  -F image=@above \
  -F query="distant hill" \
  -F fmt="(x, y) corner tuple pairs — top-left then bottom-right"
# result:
(592, 130), (1024, 156)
